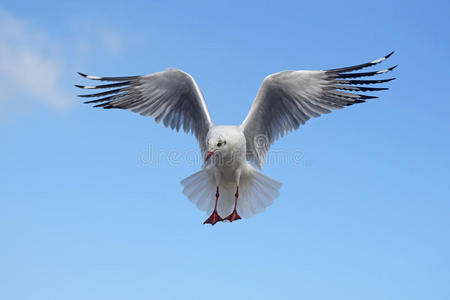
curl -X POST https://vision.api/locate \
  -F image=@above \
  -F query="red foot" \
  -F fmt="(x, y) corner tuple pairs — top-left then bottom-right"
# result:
(203, 210), (223, 225)
(224, 210), (241, 222)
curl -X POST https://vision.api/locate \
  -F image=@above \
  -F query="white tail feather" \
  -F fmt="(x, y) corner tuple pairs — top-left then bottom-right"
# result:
(181, 167), (282, 219)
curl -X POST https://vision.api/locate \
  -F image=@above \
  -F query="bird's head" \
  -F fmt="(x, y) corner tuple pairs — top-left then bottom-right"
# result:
(205, 135), (228, 162)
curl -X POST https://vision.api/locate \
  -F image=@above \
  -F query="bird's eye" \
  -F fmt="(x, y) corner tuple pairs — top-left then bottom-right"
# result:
(217, 142), (222, 147)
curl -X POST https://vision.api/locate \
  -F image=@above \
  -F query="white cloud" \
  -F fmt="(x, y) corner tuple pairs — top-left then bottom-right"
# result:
(0, 9), (72, 112)
(67, 16), (125, 58)
(100, 31), (123, 55)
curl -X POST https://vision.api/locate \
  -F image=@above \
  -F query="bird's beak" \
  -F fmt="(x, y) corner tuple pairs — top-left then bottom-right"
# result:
(205, 150), (215, 162)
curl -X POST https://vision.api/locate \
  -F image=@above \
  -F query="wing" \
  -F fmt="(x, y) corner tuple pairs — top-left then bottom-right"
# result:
(241, 52), (396, 169)
(76, 68), (213, 154)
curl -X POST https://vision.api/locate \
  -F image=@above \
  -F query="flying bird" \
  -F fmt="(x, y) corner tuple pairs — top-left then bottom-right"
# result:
(76, 52), (396, 225)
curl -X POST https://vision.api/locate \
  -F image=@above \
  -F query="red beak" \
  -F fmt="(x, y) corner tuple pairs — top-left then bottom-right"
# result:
(205, 150), (214, 162)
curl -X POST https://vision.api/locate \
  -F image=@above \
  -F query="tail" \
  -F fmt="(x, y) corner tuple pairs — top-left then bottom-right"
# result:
(180, 168), (217, 213)
(180, 167), (282, 219)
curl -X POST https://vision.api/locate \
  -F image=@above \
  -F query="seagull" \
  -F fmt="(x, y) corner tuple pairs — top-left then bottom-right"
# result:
(76, 52), (396, 225)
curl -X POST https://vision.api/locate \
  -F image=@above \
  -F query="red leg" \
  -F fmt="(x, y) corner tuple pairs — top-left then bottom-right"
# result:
(224, 186), (242, 222)
(203, 186), (223, 225)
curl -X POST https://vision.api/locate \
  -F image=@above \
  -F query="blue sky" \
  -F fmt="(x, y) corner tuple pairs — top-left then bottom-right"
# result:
(1, 1), (449, 299)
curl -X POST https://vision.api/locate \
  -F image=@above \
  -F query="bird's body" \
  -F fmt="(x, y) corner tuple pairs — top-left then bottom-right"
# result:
(77, 52), (396, 224)
(184, 124), (282, 223)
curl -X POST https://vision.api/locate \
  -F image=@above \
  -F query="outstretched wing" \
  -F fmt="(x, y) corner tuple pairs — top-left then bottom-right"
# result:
(241, 52), (396, 169)
(76, 68), (213, 154)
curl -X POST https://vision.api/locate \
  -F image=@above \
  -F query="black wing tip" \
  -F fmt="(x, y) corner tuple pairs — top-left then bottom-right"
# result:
(76, 73), (140, 82)
(360, 86), (389, 92)
(93, 103), (114, 109)
(378, 77), (396, 83)
(83, 99), (98, 104)
(326, 51), (396, 73)
(333, 65), (397, 79)
(389, 65), (398, 71)
(358, 94), (379, 100)
(344, 99), (366, 106)
(74, 84), (85, 89)
(385, 51), (395, 59)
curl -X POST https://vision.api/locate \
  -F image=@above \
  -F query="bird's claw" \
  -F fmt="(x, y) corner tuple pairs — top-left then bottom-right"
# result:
(224, 210), (241, 222)
(203, 210), (223, 225)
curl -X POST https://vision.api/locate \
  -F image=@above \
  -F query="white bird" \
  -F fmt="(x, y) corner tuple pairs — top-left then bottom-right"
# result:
(76, 52), (396, 225)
